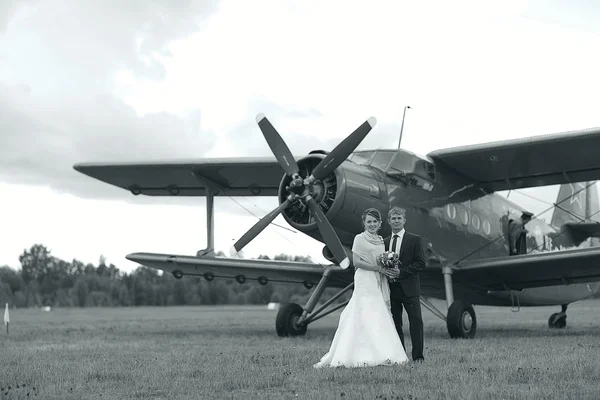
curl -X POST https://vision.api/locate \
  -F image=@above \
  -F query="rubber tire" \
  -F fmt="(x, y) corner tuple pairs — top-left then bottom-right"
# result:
(548, 313), (567, 329)
(275, 303), (307, 337)
(447, 300), (477, 339)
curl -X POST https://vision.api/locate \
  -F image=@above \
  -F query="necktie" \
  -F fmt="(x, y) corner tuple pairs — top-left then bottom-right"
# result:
(391, 234), (398, 253)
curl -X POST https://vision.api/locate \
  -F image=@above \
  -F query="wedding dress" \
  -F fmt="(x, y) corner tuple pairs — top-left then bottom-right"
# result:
(313, 231), (409, 368)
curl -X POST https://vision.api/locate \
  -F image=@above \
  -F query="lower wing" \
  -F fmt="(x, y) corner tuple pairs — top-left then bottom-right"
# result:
(126, 252), (353, 287)
(450, 247), (600, 291)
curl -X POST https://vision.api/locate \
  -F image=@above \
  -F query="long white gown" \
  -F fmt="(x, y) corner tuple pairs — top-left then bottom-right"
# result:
(313, 232), (409, 368)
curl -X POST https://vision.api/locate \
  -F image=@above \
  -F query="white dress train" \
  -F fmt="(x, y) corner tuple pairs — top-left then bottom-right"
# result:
(313, 232), (409, 368)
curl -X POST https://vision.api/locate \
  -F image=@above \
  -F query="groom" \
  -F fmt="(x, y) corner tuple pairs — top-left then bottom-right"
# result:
(384, 207), (426, 362)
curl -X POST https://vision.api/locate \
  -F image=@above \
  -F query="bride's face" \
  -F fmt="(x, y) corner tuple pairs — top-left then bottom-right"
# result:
(364, 215), (381, 234)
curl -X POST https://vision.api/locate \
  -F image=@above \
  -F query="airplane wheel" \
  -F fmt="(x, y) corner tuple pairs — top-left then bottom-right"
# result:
(548, 313), (567, 329)
(447, 301), (477, 339)
(275, 303), (307, 337)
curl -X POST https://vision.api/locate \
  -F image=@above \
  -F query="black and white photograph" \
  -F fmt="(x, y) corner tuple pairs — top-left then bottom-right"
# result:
(2, 1), (600, 399)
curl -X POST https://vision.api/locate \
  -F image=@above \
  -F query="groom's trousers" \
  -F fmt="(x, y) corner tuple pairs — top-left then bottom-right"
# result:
(390, 286), (424, 361)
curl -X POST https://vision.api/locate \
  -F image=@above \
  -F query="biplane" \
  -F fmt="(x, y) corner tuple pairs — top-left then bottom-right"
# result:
(74, 114), (600, 339)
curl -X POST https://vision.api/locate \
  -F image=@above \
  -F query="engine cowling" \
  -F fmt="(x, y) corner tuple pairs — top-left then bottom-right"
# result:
(278, 154), (390, 247)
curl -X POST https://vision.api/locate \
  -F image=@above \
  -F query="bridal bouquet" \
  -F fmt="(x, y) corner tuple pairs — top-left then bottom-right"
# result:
(377, 251), (400, 269)
(377, 251), (403, 281)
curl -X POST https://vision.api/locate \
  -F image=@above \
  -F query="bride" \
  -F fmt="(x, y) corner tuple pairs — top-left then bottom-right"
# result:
(314, 207), (409, 368)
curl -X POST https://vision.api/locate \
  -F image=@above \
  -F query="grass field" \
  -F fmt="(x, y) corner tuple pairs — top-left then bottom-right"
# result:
(1, 298), (600, 400)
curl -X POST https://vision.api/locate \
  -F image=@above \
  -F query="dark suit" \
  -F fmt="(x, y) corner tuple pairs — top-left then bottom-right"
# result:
(384, 231), (426, 361)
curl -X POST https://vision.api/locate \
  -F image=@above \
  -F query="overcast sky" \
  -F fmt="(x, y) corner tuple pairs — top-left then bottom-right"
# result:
(1, 0), (600, 272)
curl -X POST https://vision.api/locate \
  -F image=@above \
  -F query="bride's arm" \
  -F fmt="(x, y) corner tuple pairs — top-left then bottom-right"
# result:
(352, 253), (383, 272)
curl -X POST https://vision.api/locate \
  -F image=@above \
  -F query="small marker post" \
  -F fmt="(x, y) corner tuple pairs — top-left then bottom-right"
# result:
(3, 303), (9, 334)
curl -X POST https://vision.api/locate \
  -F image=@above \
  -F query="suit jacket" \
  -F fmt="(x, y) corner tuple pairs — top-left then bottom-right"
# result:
(384, 231), (426, 298)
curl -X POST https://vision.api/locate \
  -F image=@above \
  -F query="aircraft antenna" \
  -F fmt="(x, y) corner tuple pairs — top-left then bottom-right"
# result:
(397, 105), (411, 148)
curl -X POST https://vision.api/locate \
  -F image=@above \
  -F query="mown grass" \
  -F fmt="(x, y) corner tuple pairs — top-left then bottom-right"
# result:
(1, 299), (600, 399)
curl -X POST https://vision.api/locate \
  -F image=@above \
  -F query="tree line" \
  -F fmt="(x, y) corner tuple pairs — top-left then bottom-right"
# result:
(0, 244), (351, 308)
(3, 244), (599, 309)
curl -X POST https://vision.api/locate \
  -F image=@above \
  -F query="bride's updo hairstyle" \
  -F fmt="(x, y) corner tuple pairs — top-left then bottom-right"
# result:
(361, 207), (382, 227)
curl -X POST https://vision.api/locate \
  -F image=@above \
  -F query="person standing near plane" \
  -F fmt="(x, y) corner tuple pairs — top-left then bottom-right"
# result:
(508, 212), (533, 255)
(384, 207), (426, 362)
(313, 208), (408, 368)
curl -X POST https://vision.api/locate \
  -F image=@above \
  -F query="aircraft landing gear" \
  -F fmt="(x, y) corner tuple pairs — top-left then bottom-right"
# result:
(275, 266), (354, 337)
(276, 303), (307, 337)
(447, 301), (477, 338)
(442, 266), (477, 339)
(548, 304), (568, 329)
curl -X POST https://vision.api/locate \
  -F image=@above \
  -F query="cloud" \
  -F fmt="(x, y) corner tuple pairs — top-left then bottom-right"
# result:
(0, 0), (222, 203)
(3, 0), (600, 216)
(0, 82), (215, 202)
(0, 0), (34, 33)
(1, 0), (219, 82)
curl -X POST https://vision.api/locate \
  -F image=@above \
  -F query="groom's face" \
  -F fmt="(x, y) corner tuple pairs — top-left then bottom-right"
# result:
(389, 213), (406, 233)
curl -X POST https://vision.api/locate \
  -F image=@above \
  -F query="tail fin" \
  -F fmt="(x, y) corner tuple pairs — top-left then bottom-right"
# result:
(551, 182), (600, 247)
(551, 182), (600, 227)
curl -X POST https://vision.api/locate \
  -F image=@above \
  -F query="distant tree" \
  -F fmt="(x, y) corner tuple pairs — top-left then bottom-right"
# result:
(72, 277), (89, 307)
(19, 244), (52, 284)
(270, 291), (283, 303)
(55, 288), (74, 307)
(26, 280), (42, 307)
(0, 266), (24, 293)
(0, 281), (12, 307)
(69, 259), (85, 275)
(117, 284), (131, 306)
(97, 255), (109, 277)
(13, 291), (26, 308)
(87, 291), (112, 307)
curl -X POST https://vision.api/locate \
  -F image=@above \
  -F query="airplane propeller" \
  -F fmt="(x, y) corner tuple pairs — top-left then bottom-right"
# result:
(304, 195), (349, 269)
(256, 113), (300, 177)
(305, 117), (377, 185)
(230, 194), (297, 253)
(230, 114), (377, 269)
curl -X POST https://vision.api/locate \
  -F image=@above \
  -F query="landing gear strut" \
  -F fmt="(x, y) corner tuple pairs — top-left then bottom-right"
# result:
(275, 266), (354, 337)
(548, 304), (568, 329)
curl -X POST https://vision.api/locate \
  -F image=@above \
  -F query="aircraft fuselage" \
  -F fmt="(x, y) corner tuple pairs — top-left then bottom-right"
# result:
(284, 151), (600, 307)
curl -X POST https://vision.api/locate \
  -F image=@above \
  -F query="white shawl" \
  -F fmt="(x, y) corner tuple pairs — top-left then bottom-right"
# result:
(352, 232), (391, 308)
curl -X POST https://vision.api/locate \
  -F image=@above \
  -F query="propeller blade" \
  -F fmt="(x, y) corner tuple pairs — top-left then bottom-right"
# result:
(308, 117), (377, 183)
(306, 196), (350, 269)
(256, 113), (299, 176)
(230, 195), (296, 255)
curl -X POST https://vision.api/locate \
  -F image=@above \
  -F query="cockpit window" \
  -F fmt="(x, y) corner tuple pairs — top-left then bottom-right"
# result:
(349, 151), (374, 165)
(369, 151), (395, 171)
(387, 149), (436, 191)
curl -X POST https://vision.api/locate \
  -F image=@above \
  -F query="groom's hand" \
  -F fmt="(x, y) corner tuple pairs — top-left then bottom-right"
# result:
(387, 267), (400, 279)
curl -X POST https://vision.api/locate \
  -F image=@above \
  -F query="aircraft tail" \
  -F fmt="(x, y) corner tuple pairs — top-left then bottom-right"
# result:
(551, 182), (600, 226)
(551, 182), (600, 246)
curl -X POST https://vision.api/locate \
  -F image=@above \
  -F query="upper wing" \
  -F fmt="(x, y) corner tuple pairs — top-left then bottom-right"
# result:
(126, 252), (353, 287)
(428, 127), (600, 192)
(450, 247), (600, 291)
(73, 157), (296, 196)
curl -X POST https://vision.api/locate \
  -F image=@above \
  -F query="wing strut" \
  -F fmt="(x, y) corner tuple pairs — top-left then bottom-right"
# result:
(205, 189), (215, 256)
(192, 170), (217, 256)
(190, 169), (227, 257)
